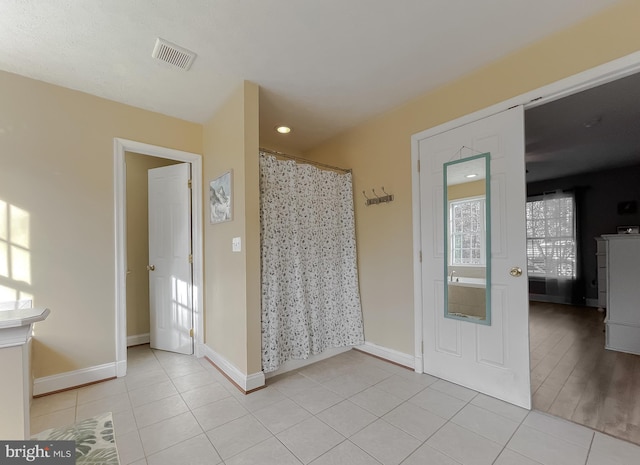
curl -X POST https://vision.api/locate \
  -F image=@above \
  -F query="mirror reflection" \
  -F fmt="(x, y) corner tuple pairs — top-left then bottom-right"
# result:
(444, 153), (491, 324)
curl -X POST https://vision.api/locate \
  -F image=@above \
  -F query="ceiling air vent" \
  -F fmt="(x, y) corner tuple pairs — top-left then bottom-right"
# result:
(152, 38), (196, 71)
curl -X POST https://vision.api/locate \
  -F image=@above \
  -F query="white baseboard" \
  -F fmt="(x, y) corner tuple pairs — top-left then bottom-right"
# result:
(33, 363), (116, 396)
(264, 346), (352, 379)
(356, 341), (415, 369)
(116, 359), (127, 378)
(529, 294), (573, 305)
(585, 298), (600, 308)
(195, 342), (206, 358)
(202, 344), (265, 392)
(127, 333), (150, 347)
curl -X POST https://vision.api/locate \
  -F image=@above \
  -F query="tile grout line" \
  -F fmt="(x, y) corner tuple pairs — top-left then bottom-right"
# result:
(584, 430), (597, 465)
(148, 352), (441, 463)
(246, 364), (413, 464)
(397, 393), (475, 465)
(489, 407), (540, 465)
(292, 365), (418, 464)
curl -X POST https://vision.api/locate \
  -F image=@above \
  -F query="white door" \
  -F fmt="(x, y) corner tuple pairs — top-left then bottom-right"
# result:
(417, 106), (531, 408)
(148, 163), (193, 355)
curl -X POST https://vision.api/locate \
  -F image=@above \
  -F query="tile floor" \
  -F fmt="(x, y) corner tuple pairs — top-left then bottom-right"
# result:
(30, 346), (640, 465)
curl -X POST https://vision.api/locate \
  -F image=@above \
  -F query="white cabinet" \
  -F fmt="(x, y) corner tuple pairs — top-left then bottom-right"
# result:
(0, 306), (50, 439)
(595, 237), (607, 311)
(601, 235), (640, 355)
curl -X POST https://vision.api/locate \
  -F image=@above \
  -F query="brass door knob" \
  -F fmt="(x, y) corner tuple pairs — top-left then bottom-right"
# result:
(146, 265), (155, 271)
(510, 267), (522, 277)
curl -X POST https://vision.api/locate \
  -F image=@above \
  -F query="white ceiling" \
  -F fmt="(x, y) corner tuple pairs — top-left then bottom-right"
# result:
(525, 71), (640, 183)
(447, 157), (487, 186)
(0, 0), (623, 152)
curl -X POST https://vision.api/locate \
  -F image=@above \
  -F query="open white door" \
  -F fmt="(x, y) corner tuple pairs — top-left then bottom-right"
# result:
(416, 106), (531, 408)
(148, 163), (193, 355)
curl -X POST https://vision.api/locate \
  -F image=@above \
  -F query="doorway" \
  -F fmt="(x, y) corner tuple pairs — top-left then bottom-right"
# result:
(114, 138), (204, 378)
(524, 71), (640, 444)
(412, 52), (640, 411)
(124, 152), (181, 348)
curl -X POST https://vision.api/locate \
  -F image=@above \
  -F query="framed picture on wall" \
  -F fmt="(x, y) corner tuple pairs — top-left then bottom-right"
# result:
(210, 170), (232, 224)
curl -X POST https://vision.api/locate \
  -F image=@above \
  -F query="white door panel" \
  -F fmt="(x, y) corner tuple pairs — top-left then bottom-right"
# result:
(148, 163), (193, 355)
(418, 106), (530, 408)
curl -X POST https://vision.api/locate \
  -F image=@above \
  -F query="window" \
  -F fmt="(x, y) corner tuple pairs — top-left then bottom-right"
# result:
(526, 193), (576, 278)
(449, 197), (485, 265)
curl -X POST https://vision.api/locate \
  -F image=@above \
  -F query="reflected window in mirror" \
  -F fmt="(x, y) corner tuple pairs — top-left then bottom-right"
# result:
(450, 197), (486, 266)
(443, 153), (491, 325)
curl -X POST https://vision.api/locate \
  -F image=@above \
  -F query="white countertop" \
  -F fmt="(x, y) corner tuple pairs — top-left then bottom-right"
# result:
(0, 307), (50, 329)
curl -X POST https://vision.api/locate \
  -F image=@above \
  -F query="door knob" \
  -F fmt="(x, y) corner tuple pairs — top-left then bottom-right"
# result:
(146, 265), (155, 271)
(510, 266), (522, 277)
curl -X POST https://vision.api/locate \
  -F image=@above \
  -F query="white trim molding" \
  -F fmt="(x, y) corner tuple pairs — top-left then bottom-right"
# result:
(113, 138), (204, 378)
(196, 342), (207, 359)
(127, 333), (150, 347)
(202, 344), (265, 392)
(33, 363), (116, 396)
(356, 342), (415, 369)
(264, 347), (352, 379)
(586, 298), (600, 308)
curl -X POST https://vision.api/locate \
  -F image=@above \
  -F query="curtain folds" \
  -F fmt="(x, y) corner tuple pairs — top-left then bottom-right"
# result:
(259, 154), (364, 373)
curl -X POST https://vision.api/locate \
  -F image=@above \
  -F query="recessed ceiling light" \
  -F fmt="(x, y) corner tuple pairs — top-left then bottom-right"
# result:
(465, 174), (478, 178)
(275, 126), (291, 134)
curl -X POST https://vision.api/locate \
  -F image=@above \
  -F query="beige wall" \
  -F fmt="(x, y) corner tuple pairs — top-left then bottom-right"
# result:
(203, 81), (261, 375)
(0, 70), (202, 378)
(448, 180), (485, 201)
(306, 1), (640, 355)
(125, 152), (179, 339)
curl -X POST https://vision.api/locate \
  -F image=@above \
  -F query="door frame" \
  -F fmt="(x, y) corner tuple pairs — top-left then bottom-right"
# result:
(114, 138), (204, 377)
(412, 51), (640, 374)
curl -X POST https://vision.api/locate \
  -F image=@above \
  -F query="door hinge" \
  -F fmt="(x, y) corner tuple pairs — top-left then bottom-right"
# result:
(189, 328), (194, 338)
(188, 254), (193, 264)
(421, 341), (424, 354)
(417, 159), (421, 172)
(188, 179), (192, 189)
(419, 251), (422, 262)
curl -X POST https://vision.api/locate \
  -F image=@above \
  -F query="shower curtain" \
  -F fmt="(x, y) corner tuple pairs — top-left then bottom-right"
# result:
(259, 154), (364, 373)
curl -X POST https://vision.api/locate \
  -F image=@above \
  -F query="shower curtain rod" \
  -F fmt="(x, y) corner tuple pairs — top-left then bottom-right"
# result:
(259, 147), (351, 173)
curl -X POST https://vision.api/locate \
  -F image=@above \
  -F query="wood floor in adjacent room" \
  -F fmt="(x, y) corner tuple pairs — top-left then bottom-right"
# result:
(530, 301), (640, 445)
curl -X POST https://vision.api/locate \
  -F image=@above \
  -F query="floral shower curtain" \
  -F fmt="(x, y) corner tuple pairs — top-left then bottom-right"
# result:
(259, 154), (364, 373)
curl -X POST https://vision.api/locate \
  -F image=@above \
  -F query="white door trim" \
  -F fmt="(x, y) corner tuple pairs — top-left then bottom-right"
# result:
(114, 138), (204, 377)
(412, 51), (640, 373)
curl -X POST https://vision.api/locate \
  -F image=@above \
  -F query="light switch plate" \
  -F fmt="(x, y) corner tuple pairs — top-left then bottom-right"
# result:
(232, 237), (241, 252)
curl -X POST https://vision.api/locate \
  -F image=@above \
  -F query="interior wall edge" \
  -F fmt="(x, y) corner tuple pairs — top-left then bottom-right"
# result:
(202, 343), (265, 392)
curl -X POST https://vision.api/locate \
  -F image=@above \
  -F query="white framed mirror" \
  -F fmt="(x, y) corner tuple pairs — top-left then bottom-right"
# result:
(444, 152), (491, 324)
